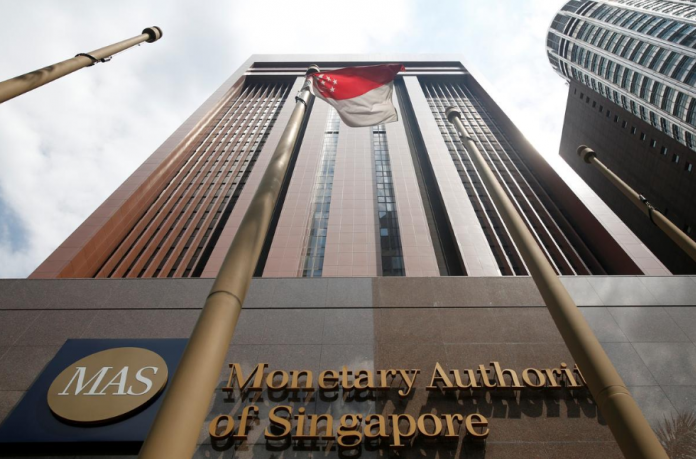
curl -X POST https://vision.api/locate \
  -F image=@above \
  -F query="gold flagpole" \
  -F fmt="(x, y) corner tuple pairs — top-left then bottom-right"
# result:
(0, 27), (162, 104)
(578, 145), (696, 263)
(446, 108), (668, 459)
(137, 65), (319, 459)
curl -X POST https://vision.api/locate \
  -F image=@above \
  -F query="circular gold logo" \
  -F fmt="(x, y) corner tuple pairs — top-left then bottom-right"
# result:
(47, 347), (168, 424)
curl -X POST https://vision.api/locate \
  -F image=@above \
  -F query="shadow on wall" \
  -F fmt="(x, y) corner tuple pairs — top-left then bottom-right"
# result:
(655, 411), (696, 459)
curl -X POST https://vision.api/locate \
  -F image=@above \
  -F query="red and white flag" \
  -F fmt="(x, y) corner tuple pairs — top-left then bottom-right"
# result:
(309, 64), (405, 128)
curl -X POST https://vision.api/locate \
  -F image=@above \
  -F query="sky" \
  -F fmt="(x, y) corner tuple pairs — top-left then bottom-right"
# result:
(0, 0), (573, 278)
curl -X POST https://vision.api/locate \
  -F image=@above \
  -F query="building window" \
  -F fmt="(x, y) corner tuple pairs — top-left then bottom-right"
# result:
(672, 153), (680, 163)
(586, 97), (590, 103)
(651, 139), (657, 148)
(631, 126), (637, 134)
(685, 162), (693, 172)
(641, 132), (647, 141)
(580, 92), (584, 99)
(373, 124), (405, 277)
(685, 224), (692, 235)
(302, 108), (340, 278)
(592, 101), (596, 108)
(622, 121), (627, 128)
(661, 146), (668, 155)
(607, 110), (611, 118)
(599, 105), (603, 112)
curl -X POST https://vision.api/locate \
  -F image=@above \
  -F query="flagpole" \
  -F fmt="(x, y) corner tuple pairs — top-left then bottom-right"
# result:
(0, 27), (162, 104)
(138, 65), (319, 459)
(578, 145), (696, 263)
(446, 108), (668, 459)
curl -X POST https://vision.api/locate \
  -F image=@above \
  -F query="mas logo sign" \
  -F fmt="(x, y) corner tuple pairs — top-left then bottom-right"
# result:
(0, 339), (186, 454)
(47, 347), (169, 424)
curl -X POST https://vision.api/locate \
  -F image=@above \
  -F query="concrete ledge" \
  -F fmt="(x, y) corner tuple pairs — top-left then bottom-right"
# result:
(0, 276), (695, 310)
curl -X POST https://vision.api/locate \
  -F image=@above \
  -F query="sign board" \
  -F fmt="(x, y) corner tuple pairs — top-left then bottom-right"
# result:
(0, 339), (186, 454)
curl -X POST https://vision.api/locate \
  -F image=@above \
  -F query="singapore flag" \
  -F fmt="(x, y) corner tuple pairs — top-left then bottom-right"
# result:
(309, 64), (405, 127)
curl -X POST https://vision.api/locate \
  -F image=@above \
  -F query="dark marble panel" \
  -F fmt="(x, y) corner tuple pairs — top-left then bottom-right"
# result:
(373, 309), (443, 344)
(82, 309), (199, 339)
(326, 278), (372, 308)
(270, 279), (328, 308)
(666, 307), (696, 343)
(608, 307), (689, 342)
(601, 343), (656, 386)
(14, 310), (97, 346)
(374, 278), (435, 307)
(579, 308), (628, 343)
(0, 346), (60, 391)
(322, 309), (374, 344)
(438, 308), (563, 344)
(0, 310), (40, 346)
(231, 309), (325, 345)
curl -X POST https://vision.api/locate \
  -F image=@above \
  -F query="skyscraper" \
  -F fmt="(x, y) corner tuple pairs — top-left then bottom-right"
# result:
(4, 55), (696, 458)
(548, 0), (696, 273)
(31, 55), (664, 279)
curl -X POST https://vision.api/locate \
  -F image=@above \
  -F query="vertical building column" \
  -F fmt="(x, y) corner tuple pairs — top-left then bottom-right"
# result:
(263, 101), (330, 277)
(403, 76), (500, 276)
(323, 123), (380, 277)
(201, 77), (306, 277)
(385, 96), (440, 277)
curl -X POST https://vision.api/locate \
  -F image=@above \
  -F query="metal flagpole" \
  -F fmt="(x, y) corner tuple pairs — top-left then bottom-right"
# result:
(446, 108), (668, 459)
(0, 27), (163, 104)
(138, 65), (319, 459)
(578, 145), (696, 263)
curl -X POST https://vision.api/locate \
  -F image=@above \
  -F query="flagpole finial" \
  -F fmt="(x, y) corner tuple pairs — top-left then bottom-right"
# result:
(445, 106), (462, 123)
(307, 65), (320, 76)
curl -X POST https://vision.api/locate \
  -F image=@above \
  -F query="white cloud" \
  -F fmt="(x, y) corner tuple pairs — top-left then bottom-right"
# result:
(0, 0), (585, 278)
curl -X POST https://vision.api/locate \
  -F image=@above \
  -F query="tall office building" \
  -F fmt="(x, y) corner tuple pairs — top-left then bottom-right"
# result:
(5, 56), (696, 459)
(31, 56), (665, 279)
(548, 0), (696, 273)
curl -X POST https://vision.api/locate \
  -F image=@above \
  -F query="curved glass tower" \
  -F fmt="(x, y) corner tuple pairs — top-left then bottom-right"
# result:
(547, 0), (696, 151)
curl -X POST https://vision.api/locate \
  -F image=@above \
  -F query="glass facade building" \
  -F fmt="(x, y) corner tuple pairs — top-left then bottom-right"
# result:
(9, 56), (696, 459)
(548, 0), (696, 151)
(549, 1), (696, 274)
(30, 56), (666, 279)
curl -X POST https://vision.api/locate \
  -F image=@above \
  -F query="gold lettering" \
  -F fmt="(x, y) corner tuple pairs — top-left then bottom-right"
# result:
(561, 363), (582, 388)
(341, 366), (354, 391)
(522, 368), (546, 388)
(265, 406), (292, 439)
(377, 369), (397, 391)
(544, 368), (562, 388)
(427, 362), (454, 391)
(364, 414), (389, 439)
(266, 370), (289, 390)
(224, 363), (267, 392)
(442, 414), (464, 439)
(478, 365), (496, 389)
(307, 413), (334, 440)
(295, 407), (307, 438)
(209, 414), (235, 440)
(491, 362), (523, 389)
(453, 369), (479, 389)
(390, 414), (417, 448)
(417, 413), (443, 437)
(336, 414), (362, 448)
(465, 414), (489, 439)
(397, 369), (420, 397)
(319, 370), (339, 390)
(234, 405), (258, 440)
(354, 370), (374, 390)
(289, 370), (314, 392)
